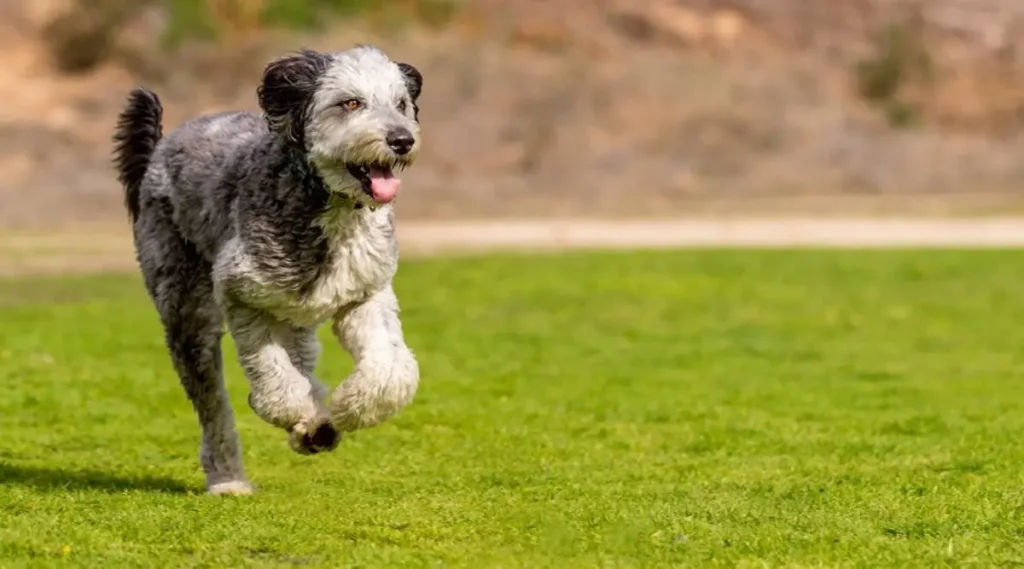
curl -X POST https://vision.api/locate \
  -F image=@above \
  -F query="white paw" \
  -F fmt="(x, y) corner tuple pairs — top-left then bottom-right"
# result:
(330, 366), (418, 432)
(207, 480), (255, 496)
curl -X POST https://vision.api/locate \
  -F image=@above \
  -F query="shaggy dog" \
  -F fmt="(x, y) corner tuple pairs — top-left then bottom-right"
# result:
(112, 45), (423, 495)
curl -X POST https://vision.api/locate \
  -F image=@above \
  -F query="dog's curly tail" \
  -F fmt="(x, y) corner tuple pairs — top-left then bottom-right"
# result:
(113, 88), (163, 223)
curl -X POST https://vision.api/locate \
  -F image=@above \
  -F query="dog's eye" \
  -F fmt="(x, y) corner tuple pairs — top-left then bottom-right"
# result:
(397, 100), (407, 113)
(340, 99), (362, 111)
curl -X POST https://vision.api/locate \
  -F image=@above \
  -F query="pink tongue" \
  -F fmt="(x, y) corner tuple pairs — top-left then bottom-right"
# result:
(368, 167), (400, 203)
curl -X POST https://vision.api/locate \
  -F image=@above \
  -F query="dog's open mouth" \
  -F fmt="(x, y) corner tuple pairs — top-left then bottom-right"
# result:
(346, 162), (401, 204)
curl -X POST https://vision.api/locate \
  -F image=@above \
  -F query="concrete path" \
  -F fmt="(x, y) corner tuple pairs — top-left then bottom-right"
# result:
(4, 217), (1024, 276)
(397, 217), (1024, 252)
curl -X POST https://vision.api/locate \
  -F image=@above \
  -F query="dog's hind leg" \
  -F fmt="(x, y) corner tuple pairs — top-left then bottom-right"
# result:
(223, 306), (337, 455)
(136, 207), (251, 495)
(330, 285), (420, 432)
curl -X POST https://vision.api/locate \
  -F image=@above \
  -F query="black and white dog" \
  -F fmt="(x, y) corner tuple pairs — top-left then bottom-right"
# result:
(112, 45), (423, 494)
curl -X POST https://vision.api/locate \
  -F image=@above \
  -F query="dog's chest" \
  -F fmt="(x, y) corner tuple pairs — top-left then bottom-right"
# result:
(226, 210), (397, 326)
(297, 220), (396, 322)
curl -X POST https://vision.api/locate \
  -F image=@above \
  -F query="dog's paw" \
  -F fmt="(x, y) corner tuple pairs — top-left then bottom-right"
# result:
(207, 480), (255, 496)
(330, 365), (418, 433)
(288, 418), (341, 455)
(330, 401), (388, 433)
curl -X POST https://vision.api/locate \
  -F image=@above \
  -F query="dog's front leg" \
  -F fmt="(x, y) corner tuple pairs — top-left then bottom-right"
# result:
(330, 285), (419, 432)
(226, 304), (338, 454)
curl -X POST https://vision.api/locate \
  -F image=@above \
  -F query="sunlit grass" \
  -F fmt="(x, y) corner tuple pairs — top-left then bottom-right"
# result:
(1, 250), (1023, 567)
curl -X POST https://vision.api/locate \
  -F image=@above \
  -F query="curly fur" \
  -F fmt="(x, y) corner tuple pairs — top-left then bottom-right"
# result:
(113, 88), (163, 221)
(112, 45), (424, 494)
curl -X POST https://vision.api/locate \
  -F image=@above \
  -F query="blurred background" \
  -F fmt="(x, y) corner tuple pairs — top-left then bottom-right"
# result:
(1, 0), (1024, 230)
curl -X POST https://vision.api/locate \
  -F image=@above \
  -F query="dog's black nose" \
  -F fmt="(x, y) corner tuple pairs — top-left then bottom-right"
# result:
(386, 128), (415, 155)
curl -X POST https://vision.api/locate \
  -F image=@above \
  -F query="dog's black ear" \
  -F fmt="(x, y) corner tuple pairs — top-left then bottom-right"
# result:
(257, 49), (331, 146)
(397, 62), (422, 102)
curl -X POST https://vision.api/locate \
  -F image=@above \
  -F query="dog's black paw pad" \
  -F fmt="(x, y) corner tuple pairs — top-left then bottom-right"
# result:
(304, 422), (341, 454)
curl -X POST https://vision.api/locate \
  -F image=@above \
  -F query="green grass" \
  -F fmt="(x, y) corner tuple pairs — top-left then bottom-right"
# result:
(1, 250), (1024, 567)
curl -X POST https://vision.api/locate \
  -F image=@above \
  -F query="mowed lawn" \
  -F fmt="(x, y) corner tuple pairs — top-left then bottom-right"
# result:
(1, 249), (1023, 568)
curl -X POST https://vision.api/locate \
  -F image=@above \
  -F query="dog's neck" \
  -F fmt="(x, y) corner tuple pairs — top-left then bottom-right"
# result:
(284, 144), (376, 213)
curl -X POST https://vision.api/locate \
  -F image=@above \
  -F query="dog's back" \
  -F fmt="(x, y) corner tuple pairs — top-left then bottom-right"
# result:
(113, 89), (268, 257)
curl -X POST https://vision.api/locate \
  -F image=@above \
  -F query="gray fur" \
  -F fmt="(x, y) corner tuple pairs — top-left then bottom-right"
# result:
(113, 45), (424, 494)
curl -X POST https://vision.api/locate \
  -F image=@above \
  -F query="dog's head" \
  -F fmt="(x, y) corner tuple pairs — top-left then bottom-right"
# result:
(257, 46), (423, 206)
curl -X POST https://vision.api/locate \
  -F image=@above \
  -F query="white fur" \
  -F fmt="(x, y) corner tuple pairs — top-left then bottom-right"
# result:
(330, 285), (419, 431)
(207, 480), (255, 496)
(214, 203), (418, 439)
(308, 47), (421, 208)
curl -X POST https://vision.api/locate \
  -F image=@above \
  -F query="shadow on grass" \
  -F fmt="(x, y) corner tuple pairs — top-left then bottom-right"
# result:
(0, 462), (194, 494)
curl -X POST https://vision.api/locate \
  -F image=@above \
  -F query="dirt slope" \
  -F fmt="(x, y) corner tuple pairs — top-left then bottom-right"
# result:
(1, 0), (1023, 229)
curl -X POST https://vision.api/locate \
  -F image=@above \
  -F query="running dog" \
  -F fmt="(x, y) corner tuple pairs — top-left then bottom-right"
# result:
(112, 45), (423, 494)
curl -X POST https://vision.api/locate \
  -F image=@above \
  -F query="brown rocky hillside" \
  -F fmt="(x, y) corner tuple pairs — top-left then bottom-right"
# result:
(1, 0), (1023, 228)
